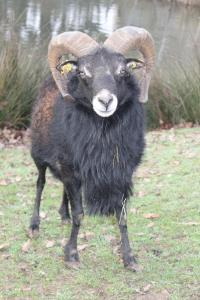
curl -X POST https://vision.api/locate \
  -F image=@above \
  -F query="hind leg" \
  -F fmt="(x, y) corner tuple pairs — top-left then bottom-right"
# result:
(59, 187), (71, 223)
(29, 163), (47, 237)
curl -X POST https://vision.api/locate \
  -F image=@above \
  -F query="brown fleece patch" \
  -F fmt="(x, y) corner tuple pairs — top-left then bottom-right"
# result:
(31, 78), (59, 141)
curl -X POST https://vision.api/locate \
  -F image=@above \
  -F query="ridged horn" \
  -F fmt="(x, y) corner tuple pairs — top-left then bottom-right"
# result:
(48, 31), (99, 97)
(104, 26), (155, 103)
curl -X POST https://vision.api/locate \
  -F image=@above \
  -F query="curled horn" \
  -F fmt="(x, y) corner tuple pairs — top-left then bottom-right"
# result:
(104, 26), (155, 103)
(48, 31), (99, 97)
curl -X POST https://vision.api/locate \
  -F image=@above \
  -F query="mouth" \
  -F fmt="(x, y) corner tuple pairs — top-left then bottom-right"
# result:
(96, 108), (117, 117)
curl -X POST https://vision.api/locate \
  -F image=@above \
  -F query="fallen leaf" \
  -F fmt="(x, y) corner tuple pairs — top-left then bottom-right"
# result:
(0, 243), (10, 251)
(46, 240), (55, 248)
(78, 244), (89, 251)
(130, 207), (138, 214)
(2, 254), (10, 259)
(22, 240), (31, 253)
(173, 160), (180, 166)
(142, 284), (152, 293)
(143, 213), (160, 219)
(79, 231), (95, 240)
(38, 270), (46, 277)
(0, 179), (8, 186)
(182, 221), (200, 226)
(136, 232), (146, 236)
(21, 287), (32, 292)
(15, 176), (22, 182)
(138, 191), (147, 198)
(40, 211), (47, 219)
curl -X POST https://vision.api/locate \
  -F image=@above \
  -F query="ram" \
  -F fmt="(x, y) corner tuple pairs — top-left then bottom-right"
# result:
(29, 26), (155, 271)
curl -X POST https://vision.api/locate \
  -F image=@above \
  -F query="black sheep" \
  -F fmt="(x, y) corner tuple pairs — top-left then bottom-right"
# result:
(29, 27), (155, 271)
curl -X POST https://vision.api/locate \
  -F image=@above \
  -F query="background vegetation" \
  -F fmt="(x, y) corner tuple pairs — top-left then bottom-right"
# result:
(0, 29), (200, 129)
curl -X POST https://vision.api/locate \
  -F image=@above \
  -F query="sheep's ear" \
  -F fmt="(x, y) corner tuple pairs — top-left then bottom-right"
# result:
(126, 58), (144, 72)
(56, 60), (77, 75)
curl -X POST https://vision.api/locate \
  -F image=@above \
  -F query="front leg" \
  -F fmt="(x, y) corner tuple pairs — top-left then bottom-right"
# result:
(115, 198), (139, 272)
(62, 177), (83, 268)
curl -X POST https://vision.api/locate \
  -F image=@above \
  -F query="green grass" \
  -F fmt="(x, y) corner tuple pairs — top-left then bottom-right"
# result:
(0, 128), (200, 299)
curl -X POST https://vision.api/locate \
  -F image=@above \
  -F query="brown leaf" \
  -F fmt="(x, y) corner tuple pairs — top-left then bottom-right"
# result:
(22, 240), (31, 253)
(0, 179), (8, 186)
(143, 213), (160, 219)
(2, 253), (10, 259)
(21, 287), (32, 292)
(138, 191), (147, 198)
(0, 243), (10, 251)
(79, 231), (95, 240)
(182, 221), (200, 226)
(15, 176), (22, 182)
(40, 211), (47, 219)
(45, 240), (55, 248)
(142, 284), (152, 293)
(78, 244), (89, 251)
(130, 207), (138, 214)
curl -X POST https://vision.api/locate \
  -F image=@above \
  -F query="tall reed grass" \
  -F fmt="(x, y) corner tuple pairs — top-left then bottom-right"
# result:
(0, 35), (199, 129)
(147, 59), (200, 128)
(0, 33), (48, 128)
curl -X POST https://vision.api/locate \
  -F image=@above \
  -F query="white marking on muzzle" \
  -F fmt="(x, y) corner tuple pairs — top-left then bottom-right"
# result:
(92, 89), (118, 118)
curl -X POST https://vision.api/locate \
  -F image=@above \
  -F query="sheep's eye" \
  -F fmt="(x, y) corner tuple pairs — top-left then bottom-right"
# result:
(119, 68), (127, 76)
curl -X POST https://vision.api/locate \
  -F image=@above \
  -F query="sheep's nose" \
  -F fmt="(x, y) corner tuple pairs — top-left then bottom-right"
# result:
(98, 96), (113, 110)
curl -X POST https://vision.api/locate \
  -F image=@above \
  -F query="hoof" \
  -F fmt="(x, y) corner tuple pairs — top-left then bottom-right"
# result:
(123, 253), (142, 272)
(64, 245), (79, 263)
(28, 227), (39, 239)
(125, 261), (142, 272)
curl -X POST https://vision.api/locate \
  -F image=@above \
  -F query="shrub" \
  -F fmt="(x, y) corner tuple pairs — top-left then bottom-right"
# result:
(0, 33), (48, 128)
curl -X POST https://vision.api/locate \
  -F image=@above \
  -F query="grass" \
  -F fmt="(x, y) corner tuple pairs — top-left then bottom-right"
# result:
(0, 127), (200, 299)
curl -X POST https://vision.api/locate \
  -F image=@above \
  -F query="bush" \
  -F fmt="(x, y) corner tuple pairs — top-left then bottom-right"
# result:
(0, 33), (48, 128)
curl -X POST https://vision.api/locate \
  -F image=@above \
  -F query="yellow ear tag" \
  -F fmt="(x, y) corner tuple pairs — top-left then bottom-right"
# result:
(131, 62), (137, 69)
(61, 63), (73, 75)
